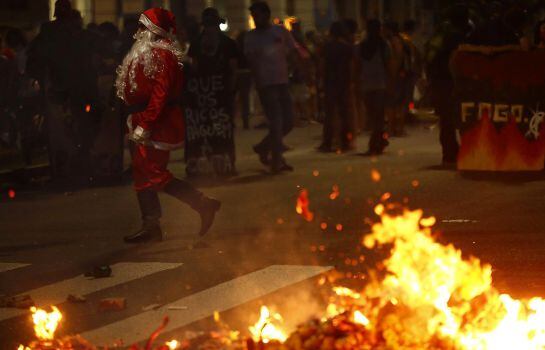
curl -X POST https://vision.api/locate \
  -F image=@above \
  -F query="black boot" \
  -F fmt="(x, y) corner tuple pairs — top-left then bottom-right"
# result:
(124, 190), (163, 243)
(164, 178), (221, 236)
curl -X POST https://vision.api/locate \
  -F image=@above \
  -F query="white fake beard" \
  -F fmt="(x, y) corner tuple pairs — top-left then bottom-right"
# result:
(115, 29), (184, 101)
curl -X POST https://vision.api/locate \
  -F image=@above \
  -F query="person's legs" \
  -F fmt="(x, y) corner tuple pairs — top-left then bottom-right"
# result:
(255, 85), (283, 169)
(125, 144), (171, 243)
(366, 90), (388, 154)
(433, 84), (459, 163)
(340, 91), (355, 151)
(253, 87), (273, 161)
(319, 88), (336, 151)
(239, 71), (252, 129)
(439, 111), (459, 163)
(266, 86), (285, 170)
(276, 85), (295, 171)
(279, 84), (294, 138)
(163, 178), (221, 236)
(127, 144), (221, 242)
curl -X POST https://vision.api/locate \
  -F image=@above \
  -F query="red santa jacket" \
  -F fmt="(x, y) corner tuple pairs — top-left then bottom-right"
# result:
(124, 43), (185, 150)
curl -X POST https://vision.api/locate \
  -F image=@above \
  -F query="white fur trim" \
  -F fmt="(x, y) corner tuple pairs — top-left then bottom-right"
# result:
(127, 114), (184, 150)
(139, 13), (174, 40)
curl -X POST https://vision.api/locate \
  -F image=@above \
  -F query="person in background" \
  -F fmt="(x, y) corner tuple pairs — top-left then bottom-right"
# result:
(119, 17), (139, 61)
(383, 21), (410, 137)
(5, 28), (42, 165)
(358, 19), (390, 155)
(0, 34), (17, 149)
(244, 1), (299, 173)
(426, 5), (470, 164)
(186, 7), (238, 176)
(235, 30), (252, 129)
(317, 21), (355, 153)
(343, 19), (365, 135)
(27, 0), (99, 180)
(503, 7), (531, 50)
(288, 19), (311, 127)
(534, 19), (545, 49)
(400, 20), (423, 127)
(304, 30), (320, 123)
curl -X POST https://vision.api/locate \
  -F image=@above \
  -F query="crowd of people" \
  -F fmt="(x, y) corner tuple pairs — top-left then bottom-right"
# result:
(1, 0), (545, 181)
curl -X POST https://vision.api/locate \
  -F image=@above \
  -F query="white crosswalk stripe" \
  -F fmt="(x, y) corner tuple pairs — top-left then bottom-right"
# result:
(0, 262), (182, 321)
(82, 265), (332, 346)
(0, 262), (30, 273)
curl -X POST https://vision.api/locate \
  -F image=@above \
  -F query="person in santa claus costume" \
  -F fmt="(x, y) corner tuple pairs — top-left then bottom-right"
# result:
(116, 8), (221, 243)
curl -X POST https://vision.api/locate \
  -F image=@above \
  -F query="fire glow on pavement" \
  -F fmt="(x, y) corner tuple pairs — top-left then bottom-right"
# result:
(16, 193), (545, 349)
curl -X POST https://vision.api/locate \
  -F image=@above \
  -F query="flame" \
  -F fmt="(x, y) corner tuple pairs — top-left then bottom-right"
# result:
(458, 114), (545, 171)
(165, 339), (179, 349)
(333, 286), (361, 299)
(353, 310), (370, 327)
(249, 306), (287, 344)
(371, 169), (381, 182)
(15, 201), (545, 349)
(329, 185), (340, 200)
(85, 104), (91, 113)
(357, 205), (545, 348)
(30, 306), (62, 341)
(283, 16), (297, 31)
(296, 189), (314, 222)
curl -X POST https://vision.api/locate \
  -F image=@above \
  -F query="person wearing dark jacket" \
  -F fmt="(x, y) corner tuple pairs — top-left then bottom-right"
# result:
(426, 6), (470, 164)
(358, 19), (390, 155)
(317, 21), (355, 152)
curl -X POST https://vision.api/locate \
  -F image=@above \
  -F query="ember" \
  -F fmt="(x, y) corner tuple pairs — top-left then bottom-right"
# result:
(296, 189), (314, 222)
(329, 185), (340, 200)
(370, 169), (381, 182)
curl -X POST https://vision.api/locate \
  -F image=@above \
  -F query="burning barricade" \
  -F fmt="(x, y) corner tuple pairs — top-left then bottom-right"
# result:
(17, 204), (545, 350)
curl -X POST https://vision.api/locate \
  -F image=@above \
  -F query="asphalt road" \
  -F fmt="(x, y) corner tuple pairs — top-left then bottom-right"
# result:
(1, 122), (545, 348)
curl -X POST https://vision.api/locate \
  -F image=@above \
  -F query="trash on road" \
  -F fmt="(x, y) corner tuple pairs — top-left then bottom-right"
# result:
(142, 303), (163, 311)
(98, 298), (126, 312)
(167, 305), (188, 310)
(84, 265), (112, 279)
(66, 294), (86, 303)
(0, 294), (35, 308)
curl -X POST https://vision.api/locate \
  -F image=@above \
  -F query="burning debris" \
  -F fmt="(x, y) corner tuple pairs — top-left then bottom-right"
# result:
(235, 207), (545, 349)
(16, 205), (545, 350)
(296, 189), (314, 222)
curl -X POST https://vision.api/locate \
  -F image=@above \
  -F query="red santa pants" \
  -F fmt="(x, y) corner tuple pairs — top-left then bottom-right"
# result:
(132, 144), (174, 192)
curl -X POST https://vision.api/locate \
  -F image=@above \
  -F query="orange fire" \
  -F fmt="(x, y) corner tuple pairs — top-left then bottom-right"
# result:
(355, 206), (545, 348)
(329, 185), (340, 200)
(30, 306), (62, 341)
(165, 339), (179, 349)
(296, 189), (314, 222)
(458, 114), (545, 171)
(371, 169), (381, 182)
(16, 201), (545, 349)
(248, 306), (287, 344)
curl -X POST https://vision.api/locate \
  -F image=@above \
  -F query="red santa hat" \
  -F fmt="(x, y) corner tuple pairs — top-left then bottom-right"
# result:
(139, 8), (177, 39)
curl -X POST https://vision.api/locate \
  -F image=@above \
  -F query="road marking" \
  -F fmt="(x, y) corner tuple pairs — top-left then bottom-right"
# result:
(82, 264), (332, 346)
(0, 262), (30, 273)
(0, 262), (182, 321)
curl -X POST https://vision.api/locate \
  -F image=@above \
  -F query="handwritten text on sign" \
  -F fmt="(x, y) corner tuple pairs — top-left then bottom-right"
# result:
(185, 75), (233, 143)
